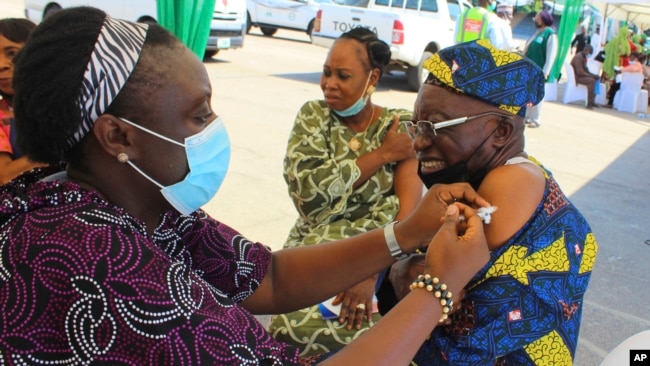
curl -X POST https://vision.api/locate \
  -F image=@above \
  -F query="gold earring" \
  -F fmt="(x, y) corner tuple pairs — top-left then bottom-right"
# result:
(117, 152), (129, 163)
(367, 85), (376, 95)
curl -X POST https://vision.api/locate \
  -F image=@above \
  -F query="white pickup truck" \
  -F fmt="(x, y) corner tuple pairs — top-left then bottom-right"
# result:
(312, 0), (472, 91)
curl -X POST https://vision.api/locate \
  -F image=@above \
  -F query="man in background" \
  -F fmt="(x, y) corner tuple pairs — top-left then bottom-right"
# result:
(571, 25), (590, 54)
(454, 0), (513, 50)
(523, 10), (557, 128)
(570, 44), (600, 109)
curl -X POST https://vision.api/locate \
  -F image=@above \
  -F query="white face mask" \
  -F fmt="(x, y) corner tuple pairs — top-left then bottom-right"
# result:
(630, 60), (637, 64)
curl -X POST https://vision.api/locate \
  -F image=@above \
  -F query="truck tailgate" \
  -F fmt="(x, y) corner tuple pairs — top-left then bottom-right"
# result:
(312, 4), (396, 48)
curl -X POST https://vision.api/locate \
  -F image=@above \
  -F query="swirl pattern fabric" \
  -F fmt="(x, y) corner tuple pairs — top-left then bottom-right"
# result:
(423, 40), (545, 116)
(0, 167), (319, 365)
(411, 157), (598, 366)
(68, 16), (148, 149)
(268, 101), (412, 356)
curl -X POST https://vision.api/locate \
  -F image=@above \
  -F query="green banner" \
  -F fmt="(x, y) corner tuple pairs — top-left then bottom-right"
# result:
(549, 0), (584, 83)
(157, 0), (217, 58)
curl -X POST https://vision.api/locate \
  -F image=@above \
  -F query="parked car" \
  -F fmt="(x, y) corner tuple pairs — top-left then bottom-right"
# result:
(24, 0), (247, 58)
(246, 0), (339, 39)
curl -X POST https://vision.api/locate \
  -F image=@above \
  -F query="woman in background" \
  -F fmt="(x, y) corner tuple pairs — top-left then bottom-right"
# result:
(0, 18), (46, 184)
(268, 27), (422, 356)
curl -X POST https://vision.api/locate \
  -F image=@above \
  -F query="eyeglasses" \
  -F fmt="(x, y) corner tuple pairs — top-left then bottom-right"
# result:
(402, 111), (513, 138)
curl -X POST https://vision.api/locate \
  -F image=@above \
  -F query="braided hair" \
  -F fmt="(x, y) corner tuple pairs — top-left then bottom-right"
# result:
(338, 27), (391, 79)
(12, 7), (179, 165)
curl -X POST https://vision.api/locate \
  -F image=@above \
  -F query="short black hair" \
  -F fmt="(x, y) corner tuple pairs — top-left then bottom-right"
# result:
(0, 18), (36, 43)
(339, 27), (391, 79)
(12, 7), (179, 165)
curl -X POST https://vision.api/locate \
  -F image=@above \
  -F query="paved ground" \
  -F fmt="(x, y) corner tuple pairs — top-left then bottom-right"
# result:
(3, 1), (650, 364)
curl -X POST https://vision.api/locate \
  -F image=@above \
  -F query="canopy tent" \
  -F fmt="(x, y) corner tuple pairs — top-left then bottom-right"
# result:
(585, 1), (650, 29)
(547, 0), (648, 83)
(157, 0), (217, 58)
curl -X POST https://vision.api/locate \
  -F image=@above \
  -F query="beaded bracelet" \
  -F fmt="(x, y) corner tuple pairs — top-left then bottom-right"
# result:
(410, 274), (454, 322)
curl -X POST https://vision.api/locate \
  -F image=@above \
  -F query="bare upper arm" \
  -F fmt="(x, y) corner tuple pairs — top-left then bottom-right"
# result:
(478, 163), (545, 250)
(393, 158), (422, 221)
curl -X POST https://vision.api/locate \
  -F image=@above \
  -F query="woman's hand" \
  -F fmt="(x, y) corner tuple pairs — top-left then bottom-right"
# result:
(332, 276), (377, 330)
(397, 183), (491, 251)
(423, 204), (490, 296)
(378, 115), (415, 163)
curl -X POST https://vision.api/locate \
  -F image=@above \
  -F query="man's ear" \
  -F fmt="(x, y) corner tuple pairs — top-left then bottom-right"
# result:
(91, 114), (134, 159)
(492, 118), (515, 147)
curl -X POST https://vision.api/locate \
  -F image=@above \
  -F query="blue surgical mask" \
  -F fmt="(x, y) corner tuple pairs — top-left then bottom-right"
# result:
(120, 116), (231, 215)
(488, 1), (497, 12)
(332, 72), (372, 117)
(630, 60), (637, 65)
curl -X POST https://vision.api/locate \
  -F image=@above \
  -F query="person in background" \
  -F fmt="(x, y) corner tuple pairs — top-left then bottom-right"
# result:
(523, 10), (557, 128)
(495, 0), (513, 21)
(590, 24), (603, 57)
(623, 28), (638, 67)
(377, 40), (599, 365)
(641, 54), (650, 91)
(607, 51), (644, 107)
(571, 25), (590, 55)
(0, 7), (492, 365)
(602, 26), (631, 82)
(0, 18), (46, 184)
(570, 44), (601, 109)
(454, 0), (513, 51)
(268, 27), (422, 356)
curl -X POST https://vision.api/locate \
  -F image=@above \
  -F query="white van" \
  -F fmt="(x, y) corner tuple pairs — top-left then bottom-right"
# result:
(24, 0), (247, 58)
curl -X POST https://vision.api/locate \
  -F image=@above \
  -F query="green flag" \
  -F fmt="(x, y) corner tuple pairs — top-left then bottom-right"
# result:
(548, 0), (585, 83)
(157, 0), (218, 58)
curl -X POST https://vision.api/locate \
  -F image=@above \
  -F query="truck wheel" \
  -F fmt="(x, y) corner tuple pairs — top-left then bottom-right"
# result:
(260, 27), (278, 36)
(307, 20), (314, 41)
(204, 50), (219, 59)
(246, 13), (252, 34)
(43, 3), (62, 19)
(407, 51), (433, 92)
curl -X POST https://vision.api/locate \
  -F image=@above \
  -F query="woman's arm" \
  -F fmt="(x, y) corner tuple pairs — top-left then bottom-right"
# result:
(241, 183), (491, 314)
(321, 204), (490, 365)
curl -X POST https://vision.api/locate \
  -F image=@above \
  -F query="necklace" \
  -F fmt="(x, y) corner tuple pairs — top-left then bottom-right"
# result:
(348, 106), (374, 152)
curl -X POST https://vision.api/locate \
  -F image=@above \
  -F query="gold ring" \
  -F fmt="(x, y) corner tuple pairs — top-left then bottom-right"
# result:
(356, 303), (366, 310)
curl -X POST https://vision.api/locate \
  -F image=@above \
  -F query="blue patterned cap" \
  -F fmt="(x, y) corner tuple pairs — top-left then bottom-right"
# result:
(423, 40), (545, 117)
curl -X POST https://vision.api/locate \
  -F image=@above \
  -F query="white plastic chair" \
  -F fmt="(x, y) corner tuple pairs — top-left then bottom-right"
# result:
(637, 89), (648, 114)
(543, 82), (557, 102)
(587, 59), (602, 76)
(613, 72), (644, 113)
(562, 61), (588, 106)
(600, 330), (650, 366)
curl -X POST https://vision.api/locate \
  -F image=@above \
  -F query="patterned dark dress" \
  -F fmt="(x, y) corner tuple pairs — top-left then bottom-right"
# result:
(0, 167), (321, 365)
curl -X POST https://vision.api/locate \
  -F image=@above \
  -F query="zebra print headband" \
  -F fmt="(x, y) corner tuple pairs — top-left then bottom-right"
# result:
(66, 15), (148, 149)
